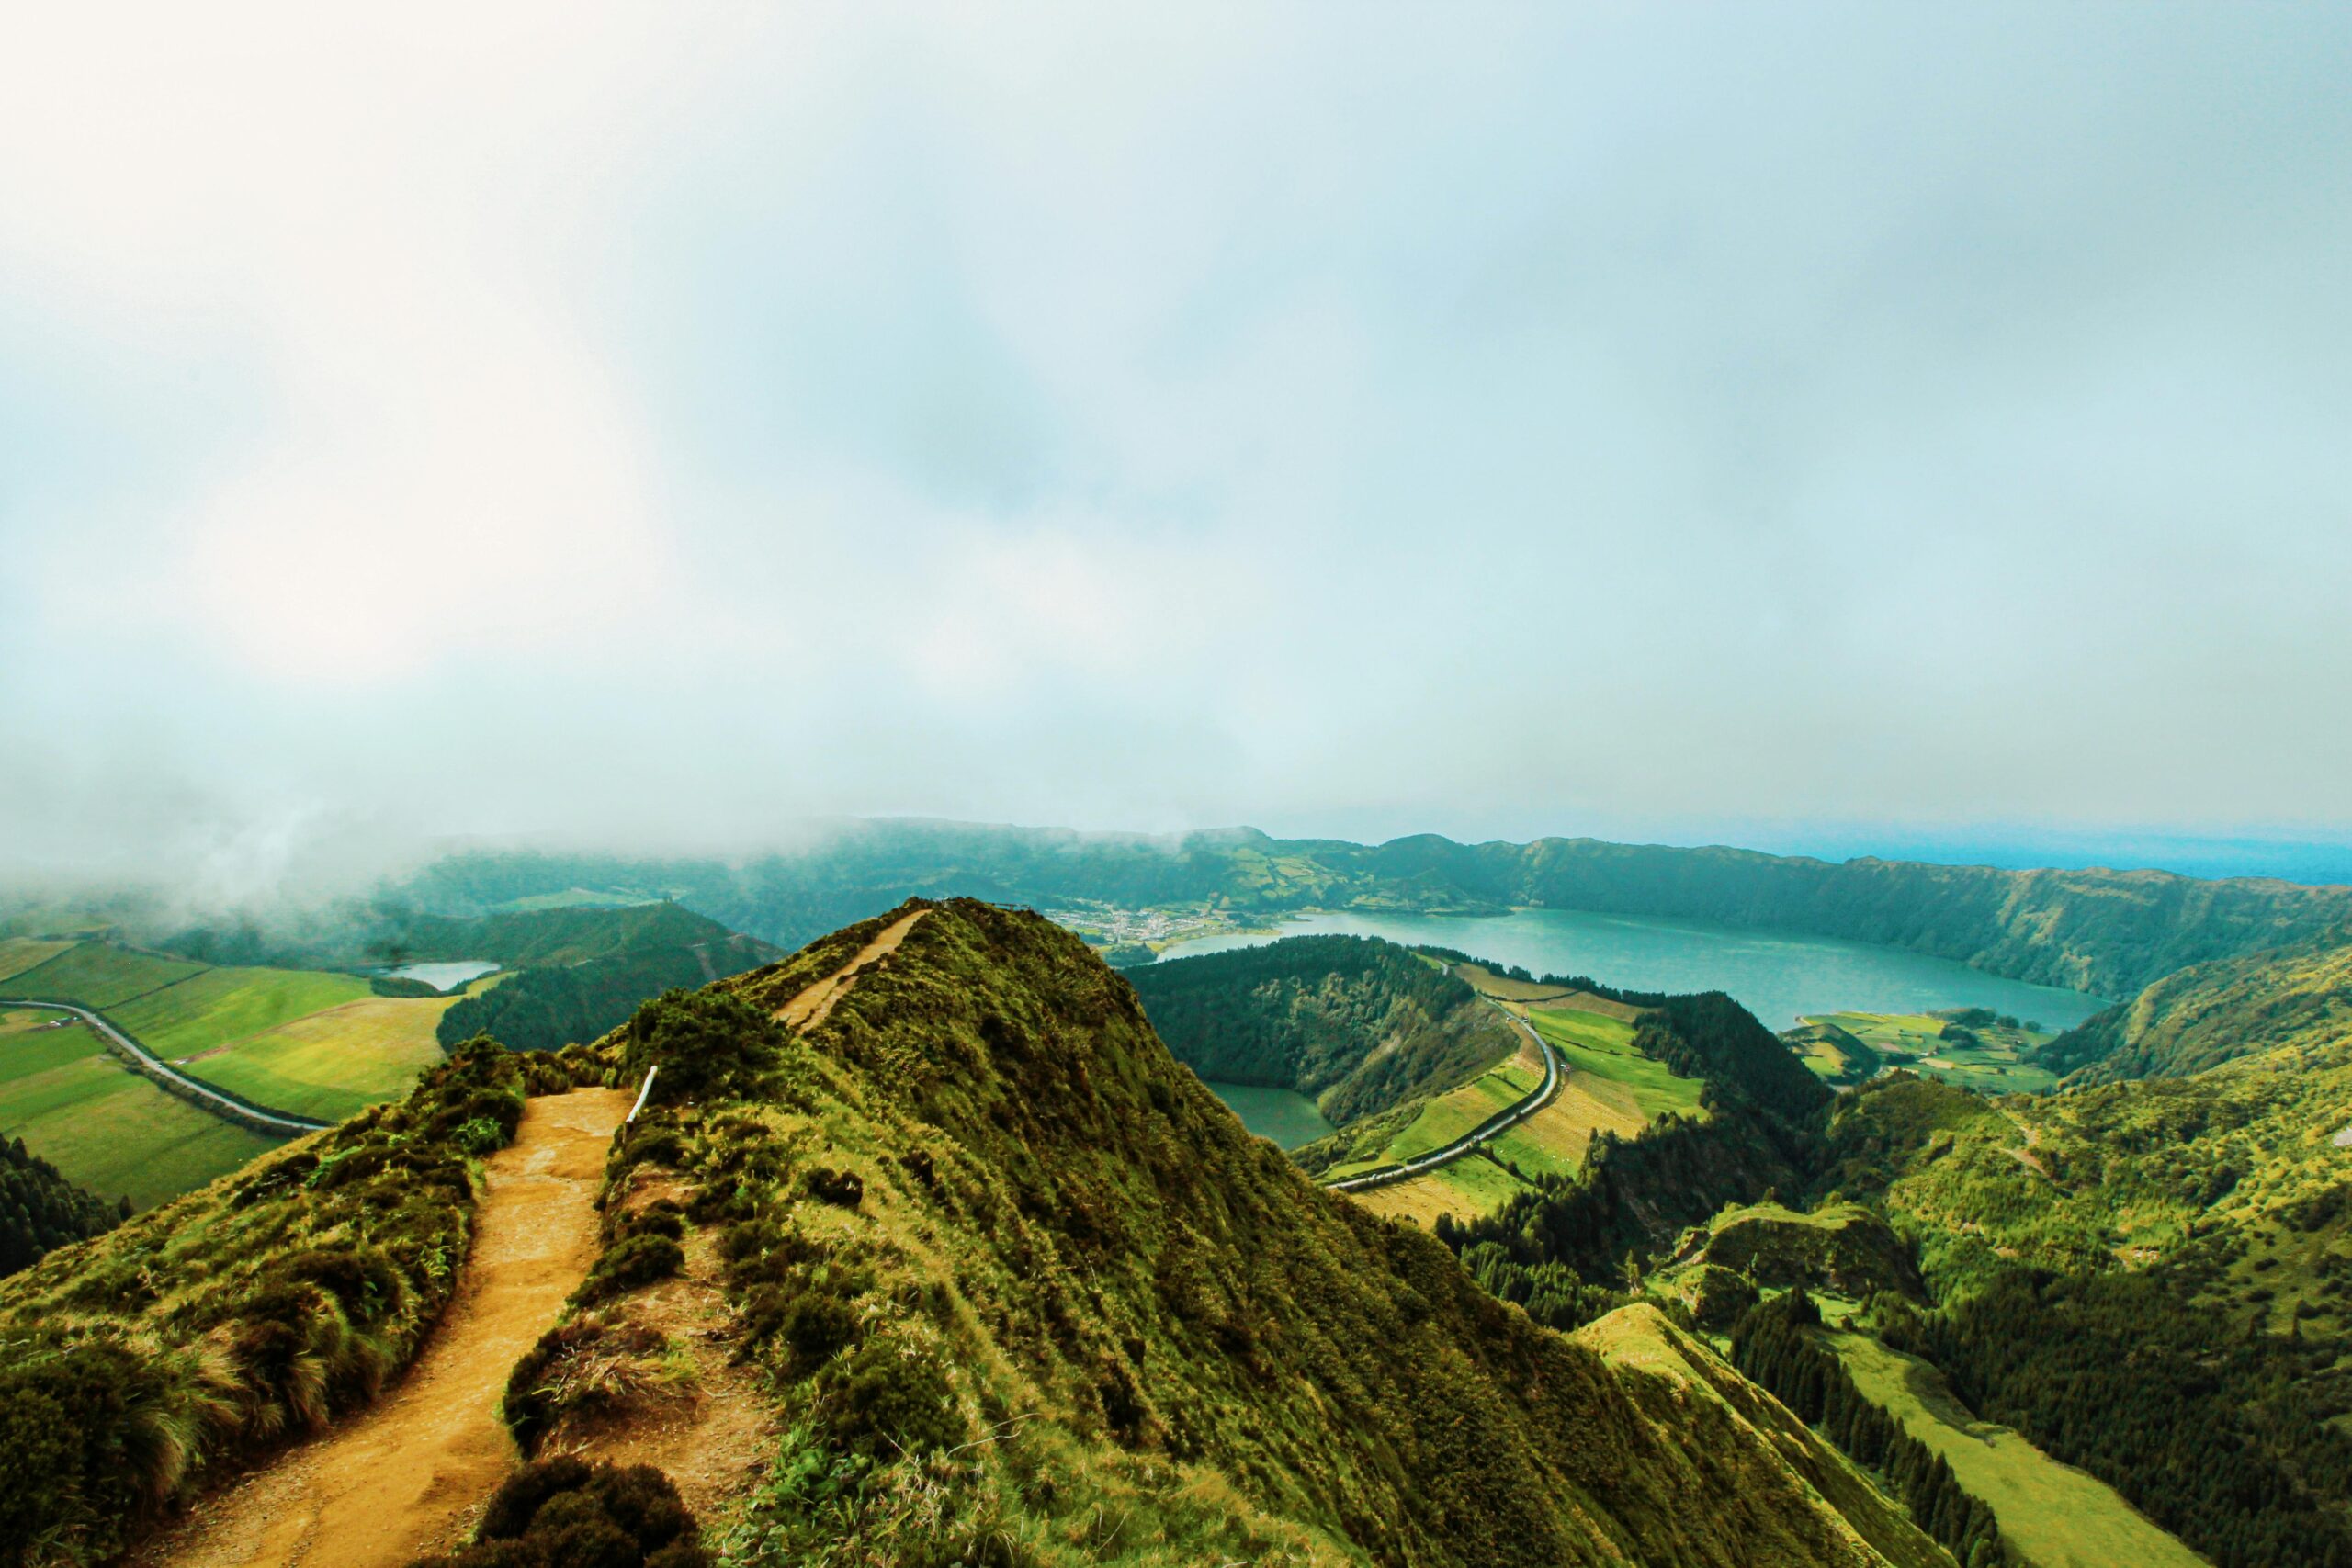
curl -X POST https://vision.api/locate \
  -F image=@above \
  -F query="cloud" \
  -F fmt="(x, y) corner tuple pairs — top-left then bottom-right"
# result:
(2, 3), (2349, 879)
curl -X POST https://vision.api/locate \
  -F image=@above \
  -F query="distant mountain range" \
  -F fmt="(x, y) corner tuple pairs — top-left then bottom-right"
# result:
(393, 818), (2352, 998)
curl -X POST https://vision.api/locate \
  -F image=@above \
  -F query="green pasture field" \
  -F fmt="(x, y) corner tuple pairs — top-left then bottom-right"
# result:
(1527, 1005), (1705, 1121)
(195, 993), (455, 1122)
(1352, 1148), (1537, 1227)
(1809, 1010), (2059, 1094)
(112, 965), (373, 1061)
(1827, 1330), (2206, 1568)
(0, 940), (79, 985)
(0, 941), (208, 1009)
(0, 1015), (281, 1207)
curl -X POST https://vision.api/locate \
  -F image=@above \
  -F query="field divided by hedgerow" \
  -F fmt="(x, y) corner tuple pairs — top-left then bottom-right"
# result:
(0, 941), (208, 1009)
(0, 1010), (280, 1206)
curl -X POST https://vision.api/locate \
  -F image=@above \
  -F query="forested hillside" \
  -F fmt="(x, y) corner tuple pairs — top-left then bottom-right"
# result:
(1809, 1043), (2352, 1566)
(0, 1135), (120, 1278)
(435, 905), (782, 1054)
(2045, 931), (2352, 1083)
(1125, 935), (1518, 1123)
(390, 820), (2352, 998)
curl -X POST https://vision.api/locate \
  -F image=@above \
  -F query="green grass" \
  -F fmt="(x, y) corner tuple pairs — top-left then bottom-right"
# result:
(194, 994), (454, 1122)
(0, 939), (77, 984)
(0, 1010), (114, 1081)
(1826, 1330), (2207, 1568)
(1384, 1058), (1542, 1162)
(0, 941), (209, 1009)
(111, 964), (373, 1060)
(0, 1030), (282, 1208)
(1528, 1006), (1705, 1121)
(1807, 1011), (2058, 1094)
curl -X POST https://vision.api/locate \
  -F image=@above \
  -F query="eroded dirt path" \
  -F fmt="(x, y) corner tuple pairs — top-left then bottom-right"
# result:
(142, 1088), (633, 1568)
(777, 908), (928, 1031)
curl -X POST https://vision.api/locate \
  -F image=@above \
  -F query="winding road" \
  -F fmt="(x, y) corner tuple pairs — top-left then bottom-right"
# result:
(1324, 1006), (1562, 1193)
(3, 998), (330, 1134)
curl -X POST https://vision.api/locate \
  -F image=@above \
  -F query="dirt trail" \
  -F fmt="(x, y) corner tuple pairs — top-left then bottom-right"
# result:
(141, 1089), (633, 1568)
(777, 908), (928, 1031)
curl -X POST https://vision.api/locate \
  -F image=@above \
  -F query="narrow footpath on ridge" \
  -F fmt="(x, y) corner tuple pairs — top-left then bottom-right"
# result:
(777, 908), (929, 1030)
(138, 1088), (634, 1568)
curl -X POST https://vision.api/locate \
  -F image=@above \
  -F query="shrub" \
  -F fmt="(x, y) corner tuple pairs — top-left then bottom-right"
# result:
(503, 1318), (673, 1455)
(822, 1336), (960, 1457)
(576, 1235), (684, 1308)
(804, 1167), (864, 1208)
(419, 1457), (708, 1568)
(455, 1117), (507, 1156)
(622, 989), (784, 1104)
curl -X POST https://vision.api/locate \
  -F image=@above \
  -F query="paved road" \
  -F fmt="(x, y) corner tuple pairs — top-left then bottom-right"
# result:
(5, 998), (330, 1134)
(1324, 1005), (1562, 1193)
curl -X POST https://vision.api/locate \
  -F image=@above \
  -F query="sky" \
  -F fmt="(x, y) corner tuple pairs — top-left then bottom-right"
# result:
(5, 3), (2350, 894)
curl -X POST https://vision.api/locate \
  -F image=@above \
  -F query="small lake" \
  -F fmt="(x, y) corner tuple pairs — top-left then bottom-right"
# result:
(1202, 1081), (1335, 1149)
(1158, 908), (2111, 1033)
(381, 960), (500, 994)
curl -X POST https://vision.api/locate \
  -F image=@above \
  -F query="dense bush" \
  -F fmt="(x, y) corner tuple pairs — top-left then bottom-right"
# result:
(503, 1316), (673, 1456)
(0, 1135), (121, 1279)
(416, 1456), (709, 1568)
(821, 1336), (961, 1458)
(575, 1234), (684, 1308)
(621, 988), (786, 1103)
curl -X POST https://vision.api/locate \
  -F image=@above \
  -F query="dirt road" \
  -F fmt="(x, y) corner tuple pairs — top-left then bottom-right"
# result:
(141, 1088), (633, 1568)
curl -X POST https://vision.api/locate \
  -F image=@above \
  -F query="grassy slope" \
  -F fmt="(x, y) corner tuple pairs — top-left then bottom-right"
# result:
(1810, 1011), (2057, 1094)
(0, 1045), (538, 1564)
(194, 995), (458, 1122)
(1334, 1002), (1702, 1225)
(575, 900), (1949, 1567)
(112, 965), (373, 1059)
(0, 939), (77, 985)
(1577, 1306), (1951, 1568)
(1528, 1005), (1705, 1121)
(1819, 1052), (2352, 1325)
(1825, 1331), (2205, 1568)
(2048, 934), (2352, 1085)
(0, 942), (207, 1009)
(0, 1010), (280, 1208)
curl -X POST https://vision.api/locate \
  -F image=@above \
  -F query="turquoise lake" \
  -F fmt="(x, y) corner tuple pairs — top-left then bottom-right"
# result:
(1157, 908), (2112, 1033)
(1199, 1082), (1336, 1149)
